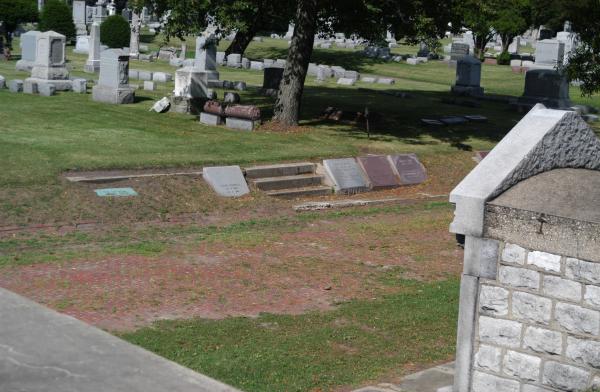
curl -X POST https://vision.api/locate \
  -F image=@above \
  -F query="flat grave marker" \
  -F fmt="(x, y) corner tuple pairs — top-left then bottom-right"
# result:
(439, 116), (468, 125)
(94, 187), (138, 197)
(323, 158), (369, 194)
(388, 154), (428, 185)
(421, 118), (444, 126)
(203, 166), (250, 197)
(464, 115), (488, 122)
(357, 155), (400, 189)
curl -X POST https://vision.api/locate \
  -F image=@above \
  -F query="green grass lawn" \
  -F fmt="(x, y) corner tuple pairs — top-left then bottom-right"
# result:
(1, 36), (598, 189)
(121, 279), (459, 392)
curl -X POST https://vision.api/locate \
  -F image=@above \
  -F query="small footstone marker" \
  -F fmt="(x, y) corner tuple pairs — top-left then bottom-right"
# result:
(439, 116), (468, 125)
(357, 155), (400, 189)
(473, 150), (490, 163)
(203, 166), (250, 197)
(95, 187), (138, 197)
(464, 114), (488, 122)
(323, 158), (369, 194)
(388, 154), (427, 185)
(421, 118), (444, 126)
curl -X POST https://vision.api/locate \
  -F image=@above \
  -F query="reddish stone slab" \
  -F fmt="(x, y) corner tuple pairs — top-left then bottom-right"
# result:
(388, 154), (427, 185)
(357, 155), (400, 189)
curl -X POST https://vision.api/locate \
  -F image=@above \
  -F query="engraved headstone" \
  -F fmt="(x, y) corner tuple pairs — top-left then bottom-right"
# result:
(323, 158), (369, 194)
(15, 31), (40, 71)
(28, 31), (71, 91)
(73, 1), (87, 35)
(357, 155), (400, 189)
(129, 10), (141, 58)
(534, 39), (565, 68)
(388, 154), (427, 185)
(84, 22), (101, 73)
(203, 166), (250, 197)
(451, 56), (484, 96)
(92, 49), (135, 104)
(516, 69), (571, 109)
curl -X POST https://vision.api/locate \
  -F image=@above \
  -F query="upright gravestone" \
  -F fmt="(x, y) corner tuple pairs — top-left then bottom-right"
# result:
(450, 43), (470, 61)
(515, 69), (571, 110)
(262, 67), (284, 92)
(172, 33), (218, 114)
(448, 104), (600, 392)
(72, 1), (88, 36)
(202, 166), (250, 197)
(357, 155), (400, 189)
(28, 31), (71, 91)
(92, 0), (108, 23)
(92, 49), (135, 104)
(129, 10), (141, 58)
(323, 158), (369, 194)
(534, 39), (565, 69)
(84, 22), (101, 73)
(388, 154), (427, 185)
(15, 31), (40, 72)
(451, 56), (484, 97)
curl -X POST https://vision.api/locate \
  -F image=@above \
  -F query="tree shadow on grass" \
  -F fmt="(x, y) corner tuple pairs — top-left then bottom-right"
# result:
(291, 84), (521, 150)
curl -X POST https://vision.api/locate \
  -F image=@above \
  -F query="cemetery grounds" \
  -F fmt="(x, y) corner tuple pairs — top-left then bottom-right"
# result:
(0, 36), (599, 391)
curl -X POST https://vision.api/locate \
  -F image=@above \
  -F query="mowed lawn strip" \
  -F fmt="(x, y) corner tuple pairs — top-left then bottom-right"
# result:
(120, 278), (459, 392)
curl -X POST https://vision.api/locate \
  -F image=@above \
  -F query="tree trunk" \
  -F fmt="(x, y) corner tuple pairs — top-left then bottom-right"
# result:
(225, 28), (257, 56)
(500, 33), (513, 53)
(474, 35), (490, 60)
(273, 0), (318, 126)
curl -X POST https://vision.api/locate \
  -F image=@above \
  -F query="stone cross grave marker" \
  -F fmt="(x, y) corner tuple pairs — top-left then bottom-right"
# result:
(323, 158), (369, 194)
(203, 166), (250, 197)
(357, 155), (400, 189)
(388, 154), (427, 185)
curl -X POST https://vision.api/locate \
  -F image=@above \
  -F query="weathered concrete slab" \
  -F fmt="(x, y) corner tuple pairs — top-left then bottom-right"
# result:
(323, 158), (369, 194)
(203, 166), (250, 197)
(0, 287), (240, 392)
(388, 154), (428, 185)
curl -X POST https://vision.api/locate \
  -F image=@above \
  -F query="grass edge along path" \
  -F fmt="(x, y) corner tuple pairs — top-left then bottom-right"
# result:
(121, 278), (459, 392)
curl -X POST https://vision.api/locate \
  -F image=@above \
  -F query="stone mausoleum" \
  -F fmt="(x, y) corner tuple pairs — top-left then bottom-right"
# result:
(449, 104), (600, 392)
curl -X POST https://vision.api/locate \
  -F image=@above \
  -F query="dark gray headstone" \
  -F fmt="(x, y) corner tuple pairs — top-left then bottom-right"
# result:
(388, 154), (427, 185)
(203, 166), (250, 197)
(357, 155), (400, 189)
(516, 69), (571, 109)
(323, 158), (369, 194)
(262, 67), (284, 90)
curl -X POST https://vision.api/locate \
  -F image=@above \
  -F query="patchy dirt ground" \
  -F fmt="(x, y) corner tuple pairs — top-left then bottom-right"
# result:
(0, 205), (462, 331)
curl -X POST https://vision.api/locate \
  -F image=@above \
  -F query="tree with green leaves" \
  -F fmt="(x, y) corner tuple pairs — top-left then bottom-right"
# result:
(0, 0), (38, 48)
(101, 14), (131, 48)
(492, 0), (532, 53)
(272, 0), (458, 125)
(157, 0), (458, 126)
(39, 0), (76, 40)
(560, 0), (600, 96)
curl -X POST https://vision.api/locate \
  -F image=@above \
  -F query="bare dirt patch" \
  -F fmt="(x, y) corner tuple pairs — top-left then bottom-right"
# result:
(0, 206), (462, 331)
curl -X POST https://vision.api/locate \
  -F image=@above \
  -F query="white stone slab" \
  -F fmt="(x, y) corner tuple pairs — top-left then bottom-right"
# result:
(203, 166), (250, 197)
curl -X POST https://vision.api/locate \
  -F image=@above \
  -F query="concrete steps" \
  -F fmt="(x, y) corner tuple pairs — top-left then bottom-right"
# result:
(266, 186), (332, 199)
(245, 162), (316, 179)
(253, 174), (324, 191)
(245, 162), (332, 198)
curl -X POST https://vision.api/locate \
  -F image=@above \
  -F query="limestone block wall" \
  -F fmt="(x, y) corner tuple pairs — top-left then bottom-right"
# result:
(470, 242), (600, 392)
